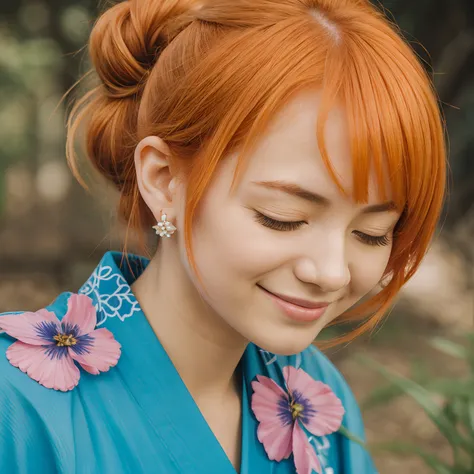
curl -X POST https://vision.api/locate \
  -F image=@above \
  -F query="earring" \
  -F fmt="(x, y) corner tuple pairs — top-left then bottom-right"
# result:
(152, 213), (177, 238)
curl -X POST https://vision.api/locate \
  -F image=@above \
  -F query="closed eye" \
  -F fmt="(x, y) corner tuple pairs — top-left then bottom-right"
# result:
(253, 211), (306, 232)
(352, 231), (391, 247)
(254, 211), (392, 247)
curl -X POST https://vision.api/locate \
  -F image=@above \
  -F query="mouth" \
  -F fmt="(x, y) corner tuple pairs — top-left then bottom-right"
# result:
(258, 285), (330, 323)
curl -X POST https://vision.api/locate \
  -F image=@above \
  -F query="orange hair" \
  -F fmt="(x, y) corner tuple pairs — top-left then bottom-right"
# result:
(66, 0), (447, 348)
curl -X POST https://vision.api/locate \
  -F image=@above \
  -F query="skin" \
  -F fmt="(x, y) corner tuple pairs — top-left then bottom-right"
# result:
(131, 90), (401, 469)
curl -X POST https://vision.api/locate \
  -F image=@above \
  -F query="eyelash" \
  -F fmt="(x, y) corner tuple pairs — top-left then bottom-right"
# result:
(352, 231), (391, 247)
(253, 212), (305, 232)
(253, 212), (391, 247)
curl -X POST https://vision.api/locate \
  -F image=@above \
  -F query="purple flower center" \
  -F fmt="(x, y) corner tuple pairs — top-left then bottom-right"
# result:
(277, 390), (318, 426)
(34, 321), (94, 360)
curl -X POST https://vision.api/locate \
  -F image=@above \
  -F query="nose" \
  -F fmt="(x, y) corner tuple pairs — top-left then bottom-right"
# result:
(293, 235), (351, 293)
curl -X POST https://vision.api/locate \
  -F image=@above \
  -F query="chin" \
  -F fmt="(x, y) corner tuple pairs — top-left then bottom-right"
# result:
(249, 328), (320, 356)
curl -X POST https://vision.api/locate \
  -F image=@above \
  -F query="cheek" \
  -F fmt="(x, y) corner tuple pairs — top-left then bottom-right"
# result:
(179, 199), (284, 321)
(350, 246), (392, 297)
(191, 202), (284, 285)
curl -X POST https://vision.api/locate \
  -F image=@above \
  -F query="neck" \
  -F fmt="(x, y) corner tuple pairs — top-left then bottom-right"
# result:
(131, 243), (248, 403)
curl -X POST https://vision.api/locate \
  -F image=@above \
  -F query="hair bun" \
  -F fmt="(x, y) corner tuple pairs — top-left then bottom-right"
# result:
(90, 0), (193, 98)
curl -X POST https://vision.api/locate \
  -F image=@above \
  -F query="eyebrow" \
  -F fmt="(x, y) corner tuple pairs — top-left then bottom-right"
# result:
(252, 180), (398, 214)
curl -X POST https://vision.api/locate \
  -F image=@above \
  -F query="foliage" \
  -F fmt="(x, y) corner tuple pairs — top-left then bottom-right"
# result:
(357, 333), (474, 473)
(0, 0), (472, 224)
(0, 1), (92, 213)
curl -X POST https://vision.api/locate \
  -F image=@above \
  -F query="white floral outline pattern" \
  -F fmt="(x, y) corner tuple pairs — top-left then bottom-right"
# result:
(309, 435), (333, 474)
(78, 263), (141, 326)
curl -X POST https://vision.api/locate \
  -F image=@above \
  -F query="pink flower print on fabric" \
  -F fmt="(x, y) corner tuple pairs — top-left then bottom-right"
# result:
(0, 294), (121, 392)
(251, 365), (345, 474)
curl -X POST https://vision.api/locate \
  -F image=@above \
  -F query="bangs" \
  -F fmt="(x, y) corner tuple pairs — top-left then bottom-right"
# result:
(322, 8), (444, 224)
(228, 10), (445, 278)
(319, 16), (443, 216)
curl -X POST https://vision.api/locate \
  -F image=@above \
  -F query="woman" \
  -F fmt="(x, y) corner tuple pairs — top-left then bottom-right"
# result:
(0, 0), (446, 473)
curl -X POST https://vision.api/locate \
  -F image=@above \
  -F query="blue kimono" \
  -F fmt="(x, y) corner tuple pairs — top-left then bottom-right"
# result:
(0, 251), (377, 473)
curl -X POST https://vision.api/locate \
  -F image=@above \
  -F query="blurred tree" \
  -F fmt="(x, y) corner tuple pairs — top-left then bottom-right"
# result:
(380, 0), (474, 223)
(0, 0), (472, 231)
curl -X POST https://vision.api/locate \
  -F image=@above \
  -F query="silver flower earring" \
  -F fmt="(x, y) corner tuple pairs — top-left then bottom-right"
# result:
(152, 212), (177, 238)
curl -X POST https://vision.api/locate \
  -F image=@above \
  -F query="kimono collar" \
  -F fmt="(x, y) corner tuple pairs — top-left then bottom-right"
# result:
(78, 251), (149, 326)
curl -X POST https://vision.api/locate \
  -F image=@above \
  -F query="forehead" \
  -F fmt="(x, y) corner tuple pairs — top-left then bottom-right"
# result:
(238, 90), (391, 203)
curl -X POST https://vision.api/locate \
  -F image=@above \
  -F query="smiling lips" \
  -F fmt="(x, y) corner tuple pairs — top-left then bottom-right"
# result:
(258, 286), (330, 323)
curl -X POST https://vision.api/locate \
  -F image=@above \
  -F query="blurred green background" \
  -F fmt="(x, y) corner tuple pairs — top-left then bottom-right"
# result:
(0, 1), (473, 472)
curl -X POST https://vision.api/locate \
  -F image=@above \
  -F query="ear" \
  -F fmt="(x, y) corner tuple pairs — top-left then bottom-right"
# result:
(134, 136), (180, 223)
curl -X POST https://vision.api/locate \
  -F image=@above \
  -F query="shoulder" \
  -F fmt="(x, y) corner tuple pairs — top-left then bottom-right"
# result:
(0, 291), (66, 377)
(0, 294), (77, 471)
(0, 290), (76, 394)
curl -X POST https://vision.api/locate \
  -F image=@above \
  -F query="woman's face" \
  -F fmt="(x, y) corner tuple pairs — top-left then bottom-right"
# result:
(179, 90), (401, 355)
